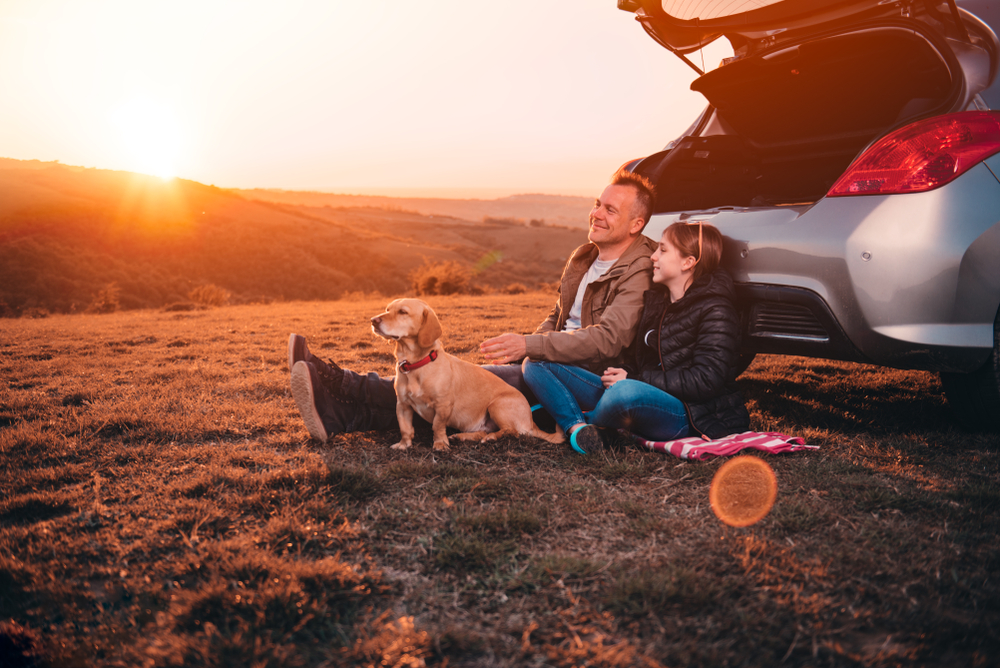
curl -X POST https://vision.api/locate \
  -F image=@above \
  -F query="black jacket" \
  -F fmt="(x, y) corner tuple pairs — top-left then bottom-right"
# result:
(626, 268), (751, 439)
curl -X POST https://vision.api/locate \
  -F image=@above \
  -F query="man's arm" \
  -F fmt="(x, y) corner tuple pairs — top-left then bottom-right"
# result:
(480, 333), (527, 362)
(534, 300), (560, 334)
(522, 264), (651, 368)
(481, 291), (560, 361)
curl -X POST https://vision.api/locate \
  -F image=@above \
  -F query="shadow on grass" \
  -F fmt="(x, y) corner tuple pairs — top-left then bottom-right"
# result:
(0, 496), (75, 526)
(739, 368), (952, 435)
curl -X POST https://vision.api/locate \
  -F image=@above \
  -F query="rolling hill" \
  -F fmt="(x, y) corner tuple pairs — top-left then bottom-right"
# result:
(236, 188), (594, 229)
(0, 159), (588, 315)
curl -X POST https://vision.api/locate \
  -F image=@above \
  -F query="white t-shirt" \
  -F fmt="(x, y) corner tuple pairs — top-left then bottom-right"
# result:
(564, 257), (616, 332)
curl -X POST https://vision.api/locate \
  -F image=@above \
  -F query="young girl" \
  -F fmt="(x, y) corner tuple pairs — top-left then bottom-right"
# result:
(522, 221), (750, 454)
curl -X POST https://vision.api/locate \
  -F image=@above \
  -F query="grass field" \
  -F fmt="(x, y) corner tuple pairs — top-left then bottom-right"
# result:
(2, 294), (998, 667)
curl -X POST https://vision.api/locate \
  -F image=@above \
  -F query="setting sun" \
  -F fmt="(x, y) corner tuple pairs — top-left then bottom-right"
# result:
(0, 0), (720, 194)
(111, 96), (183, 179)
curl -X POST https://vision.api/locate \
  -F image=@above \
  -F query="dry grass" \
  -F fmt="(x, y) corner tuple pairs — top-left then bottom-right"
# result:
(1, 294), (998, 667)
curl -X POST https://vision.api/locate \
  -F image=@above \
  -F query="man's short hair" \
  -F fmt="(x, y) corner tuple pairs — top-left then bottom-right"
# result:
(610, 167), (657, 226)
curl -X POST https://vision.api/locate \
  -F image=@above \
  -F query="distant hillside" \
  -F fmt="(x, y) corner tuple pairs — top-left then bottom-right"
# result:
(237, 188), (594, 229)
(0, 159), (585, 315)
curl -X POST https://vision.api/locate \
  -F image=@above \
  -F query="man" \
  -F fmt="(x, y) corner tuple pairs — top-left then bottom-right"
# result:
(288, 168), (658, 448)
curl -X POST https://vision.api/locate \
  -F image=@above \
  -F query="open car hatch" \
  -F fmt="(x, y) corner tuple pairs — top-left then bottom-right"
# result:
(617, 0), (986, 75)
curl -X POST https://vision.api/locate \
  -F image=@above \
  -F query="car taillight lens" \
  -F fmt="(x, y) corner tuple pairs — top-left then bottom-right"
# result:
(827, 111), (1000, 197)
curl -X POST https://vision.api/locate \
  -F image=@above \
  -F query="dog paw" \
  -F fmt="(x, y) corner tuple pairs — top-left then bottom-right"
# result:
(432, 442), (451, 452)
(390, 442), (411, 451)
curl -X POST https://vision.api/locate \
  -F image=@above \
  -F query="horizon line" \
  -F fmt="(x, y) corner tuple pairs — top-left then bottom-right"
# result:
(0, 156), (598, 201)
(238, 185), (598, 200)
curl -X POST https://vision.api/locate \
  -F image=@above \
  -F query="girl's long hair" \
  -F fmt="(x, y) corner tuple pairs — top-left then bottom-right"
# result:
(664, 221), (723, 284)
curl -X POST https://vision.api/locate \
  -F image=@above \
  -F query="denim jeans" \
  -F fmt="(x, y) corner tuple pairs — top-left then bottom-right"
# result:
(522, 360), (690, 441)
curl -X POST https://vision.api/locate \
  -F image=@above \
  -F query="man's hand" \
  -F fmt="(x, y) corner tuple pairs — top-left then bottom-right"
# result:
(480, 333), (527, 363)
(601, 367), (628, 388)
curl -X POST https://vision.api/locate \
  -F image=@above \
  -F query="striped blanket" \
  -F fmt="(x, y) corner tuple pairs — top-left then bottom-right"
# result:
(630, 430), (818, 461)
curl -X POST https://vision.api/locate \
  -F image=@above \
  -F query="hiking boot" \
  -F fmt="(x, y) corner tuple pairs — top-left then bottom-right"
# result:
(290, 360), (357, 441)
(313, 357), (346, 396)
(288, 333), (310, 372)
(289, 333), (346, 394)
(568, 424), (603, 455)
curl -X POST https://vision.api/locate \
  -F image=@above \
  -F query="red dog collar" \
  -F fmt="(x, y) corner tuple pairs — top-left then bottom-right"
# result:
(399, 350), (438, 373)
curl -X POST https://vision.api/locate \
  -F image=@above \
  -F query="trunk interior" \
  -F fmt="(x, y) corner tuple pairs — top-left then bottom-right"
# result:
(640, 26), (956, 212)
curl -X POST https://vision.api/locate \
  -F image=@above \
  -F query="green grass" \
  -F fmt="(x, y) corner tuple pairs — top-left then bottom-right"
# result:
(1, 296), (999, 667)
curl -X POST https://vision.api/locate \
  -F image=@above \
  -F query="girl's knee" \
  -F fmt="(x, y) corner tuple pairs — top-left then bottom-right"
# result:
(605, 379), (643, 402)
(522, 359), (545, 379)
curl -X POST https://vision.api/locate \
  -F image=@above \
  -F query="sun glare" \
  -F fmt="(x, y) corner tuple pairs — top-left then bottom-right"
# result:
(112, 97), (184, 179)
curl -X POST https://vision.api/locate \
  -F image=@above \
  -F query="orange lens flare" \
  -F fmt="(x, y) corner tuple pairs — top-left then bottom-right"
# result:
(709, 456), (777, 527)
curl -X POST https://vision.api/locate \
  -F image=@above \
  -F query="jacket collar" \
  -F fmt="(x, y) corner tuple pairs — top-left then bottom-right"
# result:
(644, 268), (737, 309)
(572, 234), (657, 278)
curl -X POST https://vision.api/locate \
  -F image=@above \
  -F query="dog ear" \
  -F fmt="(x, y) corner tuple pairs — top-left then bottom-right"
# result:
(418, 306), (443, 348)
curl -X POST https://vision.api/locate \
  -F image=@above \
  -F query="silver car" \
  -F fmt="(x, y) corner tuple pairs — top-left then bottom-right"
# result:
(620, 0), (1000, 431)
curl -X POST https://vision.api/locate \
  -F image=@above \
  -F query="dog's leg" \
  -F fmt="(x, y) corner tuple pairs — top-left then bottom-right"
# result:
(391, 403), (416, 451)
(430, 406), (451, 452)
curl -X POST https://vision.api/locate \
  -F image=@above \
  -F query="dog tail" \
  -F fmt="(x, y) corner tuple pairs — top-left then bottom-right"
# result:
(532, 424), (564, 444)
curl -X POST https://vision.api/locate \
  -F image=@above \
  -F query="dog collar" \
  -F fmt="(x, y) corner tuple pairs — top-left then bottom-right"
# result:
(399, 350), (438, 373)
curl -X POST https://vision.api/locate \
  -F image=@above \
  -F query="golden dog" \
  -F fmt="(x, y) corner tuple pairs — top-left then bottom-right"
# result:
(370, 298), (563, 451)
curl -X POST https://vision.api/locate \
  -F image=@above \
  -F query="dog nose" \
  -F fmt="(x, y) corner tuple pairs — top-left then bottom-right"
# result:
(371, 316), (381, 326)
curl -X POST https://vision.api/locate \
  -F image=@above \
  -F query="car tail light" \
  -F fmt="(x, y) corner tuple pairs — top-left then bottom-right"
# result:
(827, 111), (1000, 197)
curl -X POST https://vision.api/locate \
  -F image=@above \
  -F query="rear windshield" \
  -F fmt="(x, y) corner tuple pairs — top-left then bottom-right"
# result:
(660, 0), (785, 21)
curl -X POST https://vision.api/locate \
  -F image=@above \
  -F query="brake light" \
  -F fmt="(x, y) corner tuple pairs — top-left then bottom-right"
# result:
(827, 111), (1000, 197)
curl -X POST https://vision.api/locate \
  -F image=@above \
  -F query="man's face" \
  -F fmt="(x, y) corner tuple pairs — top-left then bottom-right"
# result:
(588, 184), (641, 249)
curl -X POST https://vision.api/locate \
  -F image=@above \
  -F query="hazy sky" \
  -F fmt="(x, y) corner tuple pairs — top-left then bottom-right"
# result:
(0, 0), (731, 197)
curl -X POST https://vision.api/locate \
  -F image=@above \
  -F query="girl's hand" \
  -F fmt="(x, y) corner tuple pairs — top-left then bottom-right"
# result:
(601, 367), (627, 388)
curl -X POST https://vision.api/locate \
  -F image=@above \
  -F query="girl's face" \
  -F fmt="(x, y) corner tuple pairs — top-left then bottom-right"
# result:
(650, 235), (695, 286)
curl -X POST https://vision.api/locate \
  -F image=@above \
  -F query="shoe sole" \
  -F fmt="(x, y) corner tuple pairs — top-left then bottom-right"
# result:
(569, 425), (602, 455)
(291, 361), (328, 441)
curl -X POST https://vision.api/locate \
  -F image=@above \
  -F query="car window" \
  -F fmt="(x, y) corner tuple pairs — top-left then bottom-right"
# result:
(958, 0), (1000, 109)
(660, 0), (784, 21)
(980, 85), (1000, 110)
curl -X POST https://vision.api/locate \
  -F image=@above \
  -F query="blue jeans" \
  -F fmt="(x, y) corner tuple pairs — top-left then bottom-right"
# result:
(522, 360), (690, 441)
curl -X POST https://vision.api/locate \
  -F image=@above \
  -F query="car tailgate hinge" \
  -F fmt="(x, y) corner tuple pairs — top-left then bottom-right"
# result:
(877, 0), (911, 19)
(754, 29), (786, 52)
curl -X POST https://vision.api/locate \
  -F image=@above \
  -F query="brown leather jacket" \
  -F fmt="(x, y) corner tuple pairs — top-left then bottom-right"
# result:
(524, 235), (656, 373)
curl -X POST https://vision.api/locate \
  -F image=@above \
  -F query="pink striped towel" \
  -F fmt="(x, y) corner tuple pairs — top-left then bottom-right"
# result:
(630, 430), (818, 461)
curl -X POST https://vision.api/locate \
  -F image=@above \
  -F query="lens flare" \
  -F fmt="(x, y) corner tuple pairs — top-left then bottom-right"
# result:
(709, 456), (777, 527)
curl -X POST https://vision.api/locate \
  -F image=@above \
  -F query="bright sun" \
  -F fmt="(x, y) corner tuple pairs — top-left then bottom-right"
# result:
(112, 97), (183, 179)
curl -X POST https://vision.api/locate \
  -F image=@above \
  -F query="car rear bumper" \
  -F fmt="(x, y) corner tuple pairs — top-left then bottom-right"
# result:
(737, 283), (993, 371)
(644, 161), (1000, 373)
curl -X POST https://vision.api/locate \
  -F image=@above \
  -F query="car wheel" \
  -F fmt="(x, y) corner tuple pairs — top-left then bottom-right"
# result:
(940, 305), (1000, 432)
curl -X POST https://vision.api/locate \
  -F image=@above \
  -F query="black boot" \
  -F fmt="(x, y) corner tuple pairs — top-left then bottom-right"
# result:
(288, 333), (330, 374)
(288, 334), (398, 434)
(290, 361), (358, 441)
